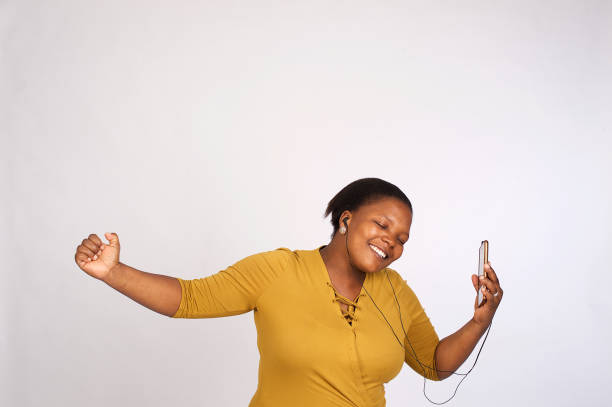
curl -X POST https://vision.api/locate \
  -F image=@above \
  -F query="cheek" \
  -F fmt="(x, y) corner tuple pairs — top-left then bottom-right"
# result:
(354, 224), (374, 240)
(364, 224), (380, 237)
(394, 246), (404, 259)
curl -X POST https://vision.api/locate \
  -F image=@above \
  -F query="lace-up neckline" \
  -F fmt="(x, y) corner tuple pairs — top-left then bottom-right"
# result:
(326, 282), (367, 326)
(316, 245), (370, 328)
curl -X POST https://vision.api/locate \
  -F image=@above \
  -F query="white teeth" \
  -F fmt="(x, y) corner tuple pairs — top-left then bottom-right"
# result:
(369, 244), (387, 259)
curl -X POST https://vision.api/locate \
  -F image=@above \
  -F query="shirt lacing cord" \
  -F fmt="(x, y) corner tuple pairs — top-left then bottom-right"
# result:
(326, 282), (366, 325)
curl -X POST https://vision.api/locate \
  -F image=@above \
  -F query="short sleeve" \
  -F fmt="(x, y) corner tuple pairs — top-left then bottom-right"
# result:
(171, 248), (292, 319)
(392, 275), (441, 381)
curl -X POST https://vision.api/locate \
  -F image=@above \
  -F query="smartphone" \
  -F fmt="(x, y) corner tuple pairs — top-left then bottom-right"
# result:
(477, 240), (489, 306)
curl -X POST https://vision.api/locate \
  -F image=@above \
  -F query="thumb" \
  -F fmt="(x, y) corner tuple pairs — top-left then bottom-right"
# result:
(105, 232), (120, 248)
(471, 274), (479, 291)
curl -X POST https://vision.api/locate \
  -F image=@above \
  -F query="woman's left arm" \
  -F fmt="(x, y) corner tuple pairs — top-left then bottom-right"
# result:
(434, 262), (503, 380)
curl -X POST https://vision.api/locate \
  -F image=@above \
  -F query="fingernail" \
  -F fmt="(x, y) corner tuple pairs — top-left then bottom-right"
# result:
(93, 255), (97, 260)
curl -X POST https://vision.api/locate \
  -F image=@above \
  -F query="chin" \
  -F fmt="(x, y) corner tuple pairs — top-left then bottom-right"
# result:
(350, 244), (389, 273)
(360, 257), (386, 273)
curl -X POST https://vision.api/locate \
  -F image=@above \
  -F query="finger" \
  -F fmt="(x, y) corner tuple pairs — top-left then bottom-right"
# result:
(485, 262), (499, 284)
(495, 287), (504, 301)
(477, 288), (488, 308)
(481, 285), (495, 305)
(82, 238), (99, 253)
(105, 232), (120, 249)
(88, 234), (102, 246)
(474, 288), (482, 309)
(77, 245), (95, 258)
(75, 252), (90, 265)
(86, 237), (104, 256)
(471, 274), (479, 291)
(479, 276), (498, 295)
(482, 284), (502, 305)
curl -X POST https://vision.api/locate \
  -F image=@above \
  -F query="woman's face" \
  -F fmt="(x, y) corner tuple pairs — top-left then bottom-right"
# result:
(342, 197), (412, 273)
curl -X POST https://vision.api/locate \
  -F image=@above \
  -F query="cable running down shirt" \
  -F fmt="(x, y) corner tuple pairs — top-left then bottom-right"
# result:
(171, 246), (440, 407)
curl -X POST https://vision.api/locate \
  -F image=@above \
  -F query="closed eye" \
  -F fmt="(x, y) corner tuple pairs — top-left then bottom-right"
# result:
(376, 220), (407, 245)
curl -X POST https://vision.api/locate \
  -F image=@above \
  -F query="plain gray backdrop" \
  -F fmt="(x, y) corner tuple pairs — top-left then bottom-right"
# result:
(2, 1), (611, 406)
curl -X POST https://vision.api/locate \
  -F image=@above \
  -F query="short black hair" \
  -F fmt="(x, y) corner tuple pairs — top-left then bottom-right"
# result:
(324, 178), (413, 238)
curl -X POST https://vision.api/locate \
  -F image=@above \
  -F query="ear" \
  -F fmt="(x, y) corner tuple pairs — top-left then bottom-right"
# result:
(339, 210), (352, 229)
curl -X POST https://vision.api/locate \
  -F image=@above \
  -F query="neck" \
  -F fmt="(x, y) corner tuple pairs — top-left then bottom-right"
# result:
(319, 235), (366, 290)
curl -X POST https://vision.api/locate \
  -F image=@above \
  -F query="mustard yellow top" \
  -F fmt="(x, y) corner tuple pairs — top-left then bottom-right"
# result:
(172, 246), (440, 406)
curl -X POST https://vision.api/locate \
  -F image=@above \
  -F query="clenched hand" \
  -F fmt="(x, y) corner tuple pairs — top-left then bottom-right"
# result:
(74, 232), (120, 281)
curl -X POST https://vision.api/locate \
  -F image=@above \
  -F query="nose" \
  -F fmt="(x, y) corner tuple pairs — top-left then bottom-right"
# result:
(381, 233), (394, 250)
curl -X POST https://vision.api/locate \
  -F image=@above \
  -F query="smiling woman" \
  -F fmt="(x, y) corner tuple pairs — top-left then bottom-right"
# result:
(73, 177), (503, 407)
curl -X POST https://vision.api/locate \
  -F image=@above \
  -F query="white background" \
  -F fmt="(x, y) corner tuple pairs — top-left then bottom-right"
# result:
(2, 1), (611, 406)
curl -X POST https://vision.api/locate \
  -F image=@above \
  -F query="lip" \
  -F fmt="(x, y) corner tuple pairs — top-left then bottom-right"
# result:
(369, 243), (387, 260)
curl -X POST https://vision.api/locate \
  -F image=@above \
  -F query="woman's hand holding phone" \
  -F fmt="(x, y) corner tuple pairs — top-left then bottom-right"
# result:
(470, 241), (503, 328)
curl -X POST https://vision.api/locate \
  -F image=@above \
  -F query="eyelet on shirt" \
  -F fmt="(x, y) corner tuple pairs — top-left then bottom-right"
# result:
(325, 281), (362, 325)
(332, 292), (360, 324)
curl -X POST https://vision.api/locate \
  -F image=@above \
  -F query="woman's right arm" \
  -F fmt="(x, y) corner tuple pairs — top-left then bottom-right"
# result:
(74, 232), (181, 317)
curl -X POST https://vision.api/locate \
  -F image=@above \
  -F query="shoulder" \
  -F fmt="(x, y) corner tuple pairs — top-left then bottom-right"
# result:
(229, 247), (297, 272)
(380, 267), (419, 300)
(379, 267), (430, 317)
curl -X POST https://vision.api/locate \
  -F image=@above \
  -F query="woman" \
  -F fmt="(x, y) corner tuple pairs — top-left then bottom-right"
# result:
(74, 178), (502, 406)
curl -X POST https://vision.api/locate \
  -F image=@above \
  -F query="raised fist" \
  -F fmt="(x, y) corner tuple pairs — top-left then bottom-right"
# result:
(75, 232), (120, 281)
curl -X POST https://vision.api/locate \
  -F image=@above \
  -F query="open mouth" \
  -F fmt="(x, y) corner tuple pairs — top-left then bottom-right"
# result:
(369, 244), (387, 260)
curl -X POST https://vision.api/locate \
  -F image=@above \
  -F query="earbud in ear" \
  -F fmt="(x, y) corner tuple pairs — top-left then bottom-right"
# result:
(339, 217), (349, 235)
